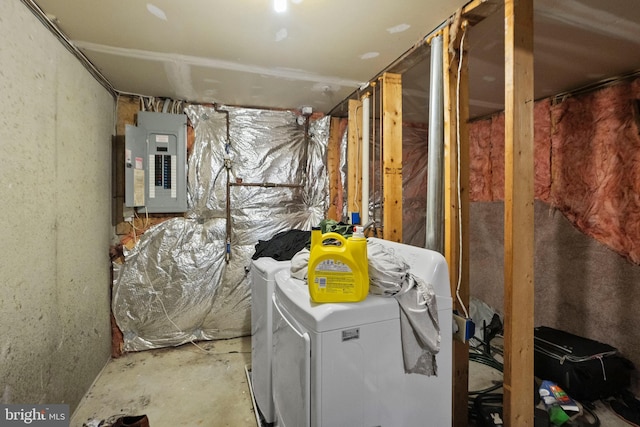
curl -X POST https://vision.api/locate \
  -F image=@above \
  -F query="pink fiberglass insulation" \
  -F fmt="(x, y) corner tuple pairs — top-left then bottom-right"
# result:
(469, 117), (493, 201)
(469, 100), (552, 202)
(534, 99), (552, 203)
(490, 114), (505, 201)
(551, 79), (640, 263)
(467, 77), (640, 264)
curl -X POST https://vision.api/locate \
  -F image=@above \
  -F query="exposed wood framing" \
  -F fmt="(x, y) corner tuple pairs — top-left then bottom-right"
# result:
(443, 20), (471, 427)
(327, 117), (343, 221)
(112, 135), (125, 226)
(381, 72), (403, 242)
(114, 97), (139, 231)
(347, 99), (363, 219)
(463, 0), (502, 25)
(503, 0), (535, 425)
(435, 3), (503, 425)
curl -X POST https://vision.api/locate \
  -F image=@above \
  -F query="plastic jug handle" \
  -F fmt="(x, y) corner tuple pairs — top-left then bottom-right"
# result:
(320, 232), (347, 248)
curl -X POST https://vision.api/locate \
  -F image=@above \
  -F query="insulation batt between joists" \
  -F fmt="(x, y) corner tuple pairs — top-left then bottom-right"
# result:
(468, 77), (640, 264)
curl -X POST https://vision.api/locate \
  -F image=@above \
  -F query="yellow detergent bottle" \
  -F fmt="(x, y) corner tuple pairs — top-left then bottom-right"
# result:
(308, 226), (369, 303)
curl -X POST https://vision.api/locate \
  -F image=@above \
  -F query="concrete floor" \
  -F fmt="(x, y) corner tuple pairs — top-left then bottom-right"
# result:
(71, 335), (632, 427)
(70, 337), (256, 427)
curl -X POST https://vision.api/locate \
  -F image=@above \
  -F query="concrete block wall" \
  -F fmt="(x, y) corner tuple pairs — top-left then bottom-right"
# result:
(0, 1), (114, 411)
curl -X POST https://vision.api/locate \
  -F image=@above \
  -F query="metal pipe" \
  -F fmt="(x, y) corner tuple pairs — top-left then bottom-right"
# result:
(225, 180), (303, 263)
(214, 103), (230, 149)
(426, 34), (445, 252)
(215, 103), (233, 263)
(361, 94), (371, 225)
(225, 178), (232, 263)
(229, 182), (303, 188)
(371, 82), (377, 228)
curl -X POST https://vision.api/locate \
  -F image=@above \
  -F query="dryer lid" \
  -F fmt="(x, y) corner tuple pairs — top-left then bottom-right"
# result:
(274, 270), (399, 333)
(252, 257), (292, 279)
(367, 238), (451, 299)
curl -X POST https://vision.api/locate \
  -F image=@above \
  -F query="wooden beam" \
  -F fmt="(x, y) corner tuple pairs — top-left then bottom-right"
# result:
(443, 20), (471, 427)
(463, 0), (502, 26)
(503, 0), (535, 425)
(381, 72), (403, 242)
(347, 99), (363, 220)
(443, 25), (458, 314)
(112, 135), (125, 226)
(327, 117), (343, 221)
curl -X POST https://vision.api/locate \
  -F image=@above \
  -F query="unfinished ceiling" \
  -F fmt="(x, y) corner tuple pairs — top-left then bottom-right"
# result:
(27, 0), (466, 113)
(26, 0), (640, 121)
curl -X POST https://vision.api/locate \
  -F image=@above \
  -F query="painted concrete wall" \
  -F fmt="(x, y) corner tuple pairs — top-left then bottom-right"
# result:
(0, 1), (114, 411)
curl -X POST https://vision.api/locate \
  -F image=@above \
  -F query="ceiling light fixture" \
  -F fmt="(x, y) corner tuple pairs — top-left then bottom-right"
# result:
(146, 3), (167, 21)
(274, 0), (287, 13)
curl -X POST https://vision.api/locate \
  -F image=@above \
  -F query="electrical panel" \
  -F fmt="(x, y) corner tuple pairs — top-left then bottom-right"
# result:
(125, 111), (188, 213)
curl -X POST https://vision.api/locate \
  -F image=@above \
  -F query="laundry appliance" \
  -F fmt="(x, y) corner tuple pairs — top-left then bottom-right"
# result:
(250, 257), (291, 424)
(271, 238), (452, 427)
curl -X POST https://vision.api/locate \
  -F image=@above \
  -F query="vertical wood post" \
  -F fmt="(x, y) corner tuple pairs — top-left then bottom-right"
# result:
(443, 20), (471, 427)
(327, 117), (343, 221)
(347, 99), (363, 220)
(503, 0), (535, 425)
(381, 72), (403, 242)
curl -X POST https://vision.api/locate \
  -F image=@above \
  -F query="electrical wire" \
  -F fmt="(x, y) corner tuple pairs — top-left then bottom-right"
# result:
(129, 207), (150, 243)
(467, 337), (506, 422)
(378, 77), (383, 232)
(20, 0), (117, 98)
(468, 382), (504, 396)
(371, 82), (377, 228)
(353, 104), (362, 214)
(455, 23), (470, 319)
(141, 264), (210, 354)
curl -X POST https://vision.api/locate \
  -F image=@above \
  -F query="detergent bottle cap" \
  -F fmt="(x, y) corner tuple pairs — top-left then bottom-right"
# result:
(352, 226), (365, 239)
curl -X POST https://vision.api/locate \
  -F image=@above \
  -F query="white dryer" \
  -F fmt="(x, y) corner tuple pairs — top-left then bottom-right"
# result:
(271, 238), (452, 427)
(250, 257), (291, 424)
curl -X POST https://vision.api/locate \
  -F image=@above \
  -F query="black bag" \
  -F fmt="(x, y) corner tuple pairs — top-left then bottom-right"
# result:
(534, 326), (634, 402)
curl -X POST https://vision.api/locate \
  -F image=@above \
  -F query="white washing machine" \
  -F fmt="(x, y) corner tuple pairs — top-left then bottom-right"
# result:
(271, 238), (452, 427)
(250, 257), (292, 424)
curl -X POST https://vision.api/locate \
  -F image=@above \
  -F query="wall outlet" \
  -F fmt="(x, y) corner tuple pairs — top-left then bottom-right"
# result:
(453, 313), (475, 343)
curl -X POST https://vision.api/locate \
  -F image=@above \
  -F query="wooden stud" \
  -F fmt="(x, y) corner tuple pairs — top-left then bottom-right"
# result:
(347, 99), (363, 220)
(457, 27), (471, 427)
(114, 96), (139, 228)
(503, 0), (535, 425)
(443, 23), (458, 328)
(327, 117), (343, 221)
(112, 135), (125, 226)
(116, 96), (139, 136)
(443, 21), (471, 427)
(381, 72), (403, 242)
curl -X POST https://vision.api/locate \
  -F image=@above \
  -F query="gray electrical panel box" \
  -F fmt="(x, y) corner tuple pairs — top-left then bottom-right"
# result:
(125, 111), (188, 213)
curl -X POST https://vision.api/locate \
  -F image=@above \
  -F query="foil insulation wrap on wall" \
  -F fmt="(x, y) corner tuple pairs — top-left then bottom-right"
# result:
(113, 106), (330, 351)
